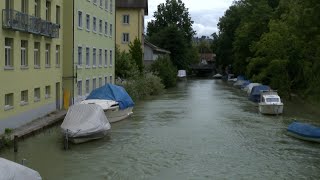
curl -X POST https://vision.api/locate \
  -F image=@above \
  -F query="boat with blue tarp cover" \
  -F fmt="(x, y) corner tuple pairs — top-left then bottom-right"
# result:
(248, 85), (271, 102)
(81, 84), (134, 123)
(287, 121), (320, 143)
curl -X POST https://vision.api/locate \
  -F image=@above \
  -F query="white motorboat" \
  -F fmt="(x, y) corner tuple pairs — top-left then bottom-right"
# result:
(177, 70), (187, 80)
(258, 91), (284, 115)
(213, 73), (223, 79)
(80, 99), (133, 123)
(83, 83), (135, 123)
(61, 104), (111, 144)
(0, 158), (42, 180)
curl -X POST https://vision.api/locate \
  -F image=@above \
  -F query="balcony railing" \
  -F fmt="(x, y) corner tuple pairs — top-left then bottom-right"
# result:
(2, 9), (60, 38)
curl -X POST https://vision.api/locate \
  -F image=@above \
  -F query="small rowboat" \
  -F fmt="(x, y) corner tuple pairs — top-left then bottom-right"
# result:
(287, 121), (320, 143)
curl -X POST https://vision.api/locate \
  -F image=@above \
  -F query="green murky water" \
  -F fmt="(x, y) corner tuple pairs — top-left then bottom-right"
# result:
(1, 79), (320, 179)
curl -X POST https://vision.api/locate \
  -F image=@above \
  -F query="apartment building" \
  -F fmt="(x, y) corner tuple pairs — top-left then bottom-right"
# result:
(115, 0), (148, 52)
(0, 0), (63, 133)
(63, 0), (115, 107)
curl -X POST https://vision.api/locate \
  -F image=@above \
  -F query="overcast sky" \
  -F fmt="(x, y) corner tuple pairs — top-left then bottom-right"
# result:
(145, 0), (234, 37)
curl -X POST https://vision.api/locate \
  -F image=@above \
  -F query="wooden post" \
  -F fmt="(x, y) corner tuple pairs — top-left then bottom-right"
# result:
(13, 135), (18, 153)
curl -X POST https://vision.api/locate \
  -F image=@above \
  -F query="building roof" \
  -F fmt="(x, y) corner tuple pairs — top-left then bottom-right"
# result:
(145, 40), (171, 54)
(116, 0), (149, 15)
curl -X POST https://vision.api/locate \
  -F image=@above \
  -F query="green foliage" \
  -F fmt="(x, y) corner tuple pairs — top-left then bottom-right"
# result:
(150, 55), (177, 88)
(116, 72), (164, 101)
(129, 38), (144, 73)
(214, 0), (320, 101)
(0, 128), (13, 148)
(149, 26), (188, 70)
(147, 0), (195, 43)
(115, 46), (140, 79)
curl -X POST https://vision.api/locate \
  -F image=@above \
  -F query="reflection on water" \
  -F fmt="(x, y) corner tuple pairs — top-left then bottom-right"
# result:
(1, 79), (320, 179)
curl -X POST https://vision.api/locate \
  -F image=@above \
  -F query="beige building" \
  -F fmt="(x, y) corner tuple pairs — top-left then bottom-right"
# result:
(115, 0), (148, 52)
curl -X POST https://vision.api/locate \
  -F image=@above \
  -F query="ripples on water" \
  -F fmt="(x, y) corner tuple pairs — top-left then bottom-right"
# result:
(1, 79), (320, 179)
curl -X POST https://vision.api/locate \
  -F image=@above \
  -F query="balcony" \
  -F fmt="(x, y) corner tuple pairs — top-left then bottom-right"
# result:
(2, 9), (60, 38)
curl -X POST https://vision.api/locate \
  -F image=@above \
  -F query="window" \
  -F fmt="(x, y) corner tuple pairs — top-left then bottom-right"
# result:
(34, 88), (40, 102)
(46, 1), (51, 21)
(99, 19), (102, 33)
(86, 47), (90, 67)
(123, 15), (129, 24)
(34, 42), (40, 68)
(45, 44), (50, 67)
(104, 22), (108, 35)
(93, 48), (96, 67)
(109, 24), (112, 36)
(56, 6), (61, 24)
(21, 0), (28, 13)
(56, 45), (60, 67)
(104, 49), (108, 67)
(92, 78), (96, 90)
(109, 50), (113, 66)
(93, 0), (97, 5)
(122, 33), (129, 43)
(4, 93), (14, 110)
(78, 46), (82, 66)
(110, 0), (113, 13)
(100, 0), (103, 7)
(99, 77), (102, 87)
(105, 76), (108, 84)
(77, 81), (82, 96)
(86, 79), (90, 94)
(78, 11), (83, 28)
(99, 49), (102, 66)
(109, 75), (113, 84)
(93, 17), (97, 32)
(21, 40), (28, 67)
(35, 0), (40, 17)
(45, 86), (50, 98)
(105, 0), (108, 10)
(5, 38), (13, 68)
(86, 14), (90, 30)
(5, 0), (13, 10)
(21, 90), (28, 105)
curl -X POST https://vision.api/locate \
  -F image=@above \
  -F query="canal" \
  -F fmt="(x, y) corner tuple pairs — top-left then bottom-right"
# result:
(1, 79), (320, 179)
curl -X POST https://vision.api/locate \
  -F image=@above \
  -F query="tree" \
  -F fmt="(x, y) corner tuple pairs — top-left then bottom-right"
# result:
(147, 0), (195, 43)
(150, 55), (177, 88)
(129, 38), (144, 73)
(149, 25), (188, 70)
(115, 46), (139, 79)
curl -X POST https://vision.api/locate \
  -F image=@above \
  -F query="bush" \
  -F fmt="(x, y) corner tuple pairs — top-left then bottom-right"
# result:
(116, 72), (164, 101)
(150, 55), (177, 88)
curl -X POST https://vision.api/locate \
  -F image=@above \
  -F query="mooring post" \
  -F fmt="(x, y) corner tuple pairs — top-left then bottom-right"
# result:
(64, 130), (69, 150)
(13, 135), (18, 153)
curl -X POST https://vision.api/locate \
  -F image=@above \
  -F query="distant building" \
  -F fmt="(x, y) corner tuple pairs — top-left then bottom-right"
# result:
(200, 53), (216, 64)
(144, 40), (170, 66)
(0, 0), (63, 133)
(63, 0), (115, 106)
(115, 0), (148, 52)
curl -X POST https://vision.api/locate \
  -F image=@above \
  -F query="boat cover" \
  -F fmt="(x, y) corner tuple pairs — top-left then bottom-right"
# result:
(0, 158), (42, 180)
(249, 85), (271, 102)
(240, 80), (251, 89)
(61, 104), (111, 137)
(86, 84), (134, 110)
(288, 122), (320, 138)
(245, 83), (261, 94)
(177, 70), (187, 77)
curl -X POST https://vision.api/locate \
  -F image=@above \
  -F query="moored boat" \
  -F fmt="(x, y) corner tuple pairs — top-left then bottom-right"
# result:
(248, 85), (271, 102)
(213, 73), (223, 79)
(61, 104), (111, 144)
(258, 90), (283, 115)
(287, 121), (320, 143)
(0, 158), (42, 180)
(82, 83), (134, 123)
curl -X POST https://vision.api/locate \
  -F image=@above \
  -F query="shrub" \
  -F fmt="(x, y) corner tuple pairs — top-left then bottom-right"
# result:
(150, 55), (177, 88)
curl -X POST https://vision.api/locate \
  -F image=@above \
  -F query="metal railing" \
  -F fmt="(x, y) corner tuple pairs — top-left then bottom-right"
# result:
(2, 9), (60, 38)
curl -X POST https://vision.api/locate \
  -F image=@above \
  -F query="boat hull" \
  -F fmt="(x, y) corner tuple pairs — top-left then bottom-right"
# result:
(67, 129), (108, 144)
(287, 131), (320, 143)
(287, 122), (320, 143)
(259, 104), (283, 115)
(105, 107), (133, 123)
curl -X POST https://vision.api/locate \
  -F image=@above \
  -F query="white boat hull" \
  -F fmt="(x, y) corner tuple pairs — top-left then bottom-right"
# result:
(105, 107), (133, 123)
(259, 104), (283, 115)
(68, 130), (108, 144)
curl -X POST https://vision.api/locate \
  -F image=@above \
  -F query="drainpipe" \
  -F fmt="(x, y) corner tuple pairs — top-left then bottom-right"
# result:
(72, 0), (75, 104)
